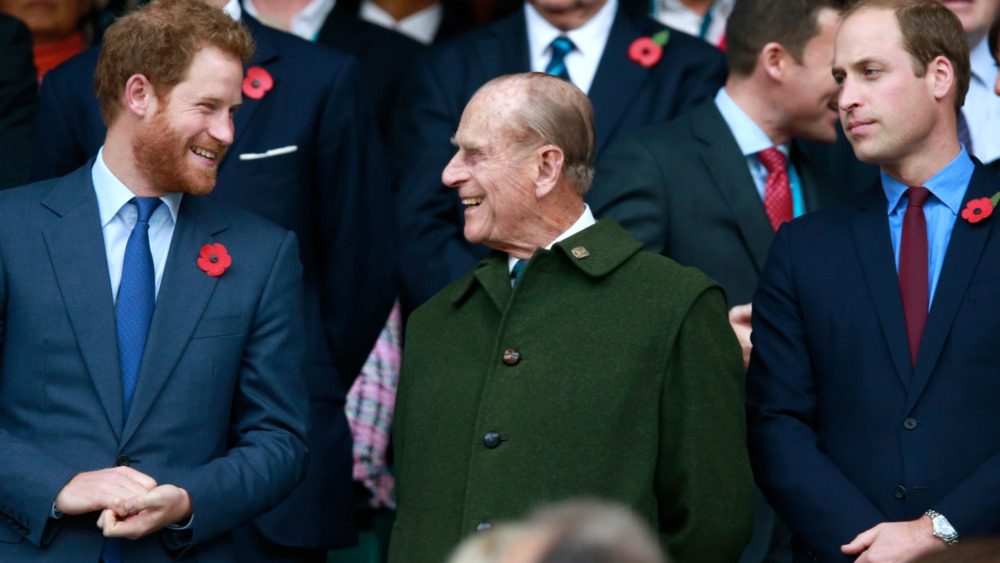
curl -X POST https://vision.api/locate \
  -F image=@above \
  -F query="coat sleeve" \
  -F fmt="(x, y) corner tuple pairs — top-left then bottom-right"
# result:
(746, 225), (886, 561)
(656, 283), (754, 563)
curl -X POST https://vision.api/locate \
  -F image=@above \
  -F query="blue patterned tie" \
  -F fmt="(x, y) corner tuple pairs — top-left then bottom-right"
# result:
(116, 197), (162, 422)
(510, 259), (528, 288)
(545, 36), (575, 81)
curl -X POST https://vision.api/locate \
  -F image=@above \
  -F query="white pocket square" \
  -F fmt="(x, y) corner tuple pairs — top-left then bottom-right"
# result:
(239, 145), (298, 160)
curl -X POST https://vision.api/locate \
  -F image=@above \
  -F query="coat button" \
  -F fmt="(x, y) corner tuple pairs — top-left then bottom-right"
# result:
(476, 522), (492, 532)
(502, 349), (521, 366)
(116, 455), (130, 467)
(903, 418), (918, 430)
(894, 485), (906, 499)
(483, 432), (502, 449)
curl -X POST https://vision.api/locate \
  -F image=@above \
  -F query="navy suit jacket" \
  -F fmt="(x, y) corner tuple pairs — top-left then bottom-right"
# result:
(395, 5), (727, 309)
(0, 164), (310, 561)
(747, 160), (1000, 562)
(31, 15), (397, 549)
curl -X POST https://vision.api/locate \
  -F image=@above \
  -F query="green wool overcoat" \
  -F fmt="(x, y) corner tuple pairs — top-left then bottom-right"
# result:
(388, 220), (753, 563)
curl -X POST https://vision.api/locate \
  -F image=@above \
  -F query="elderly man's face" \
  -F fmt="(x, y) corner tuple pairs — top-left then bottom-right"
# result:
(133, 45), (243, 196)
(442, 88), (540, 253)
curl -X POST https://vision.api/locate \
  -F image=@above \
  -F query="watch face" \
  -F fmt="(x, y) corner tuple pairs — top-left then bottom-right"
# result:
(934, 515), (957, 538)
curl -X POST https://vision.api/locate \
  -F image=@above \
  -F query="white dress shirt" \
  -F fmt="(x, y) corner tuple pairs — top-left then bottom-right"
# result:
(508, 205), (597, 273)
(525, 0), (618, 95)
(963, 38), (1000, 164)
(360, 0), (442, 45)
(243, 0), (335, 40)
(92, 147), (182, 303)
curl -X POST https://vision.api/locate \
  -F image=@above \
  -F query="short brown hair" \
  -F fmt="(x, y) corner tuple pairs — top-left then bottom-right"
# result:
(477, 73), (596, 195)
(843, 0), (970, 113)
(94, 0), (254, 126)
(726, 0), (845, 78)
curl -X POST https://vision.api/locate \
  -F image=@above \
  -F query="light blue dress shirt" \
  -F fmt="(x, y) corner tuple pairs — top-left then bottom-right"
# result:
(714, 88), (805, 218)
(883, 147), (974, 308)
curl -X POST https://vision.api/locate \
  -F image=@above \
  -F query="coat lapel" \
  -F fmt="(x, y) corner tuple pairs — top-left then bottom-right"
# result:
(588, 8), (650, 157)
(904, 164), (998, 413)
(41, 164), (124, 438)
(851, 186), (913, 388)
(223, 14), (279, 168)
(693, 103), (774, 273)
(121, 195), (228, 446)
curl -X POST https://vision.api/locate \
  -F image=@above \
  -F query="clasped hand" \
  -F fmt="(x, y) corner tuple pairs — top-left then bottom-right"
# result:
(54, 467), (192, 539)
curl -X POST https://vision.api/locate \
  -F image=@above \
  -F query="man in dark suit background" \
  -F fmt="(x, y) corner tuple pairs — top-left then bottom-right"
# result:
(748, 0), (1000, 560)
(0, 13), (36, 190)
(395, 0), (728, 310)
(30, 1), (398, 560)
(0, 1), (310, 560)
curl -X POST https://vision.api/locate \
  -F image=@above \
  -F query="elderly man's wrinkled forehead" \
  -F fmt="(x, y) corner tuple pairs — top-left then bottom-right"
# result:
(461, 81), (536, 148)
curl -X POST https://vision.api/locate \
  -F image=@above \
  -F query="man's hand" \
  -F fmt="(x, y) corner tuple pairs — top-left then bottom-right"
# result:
(841, 516), (946, 562)
(54, 467), (157, 516)
(98, 484), (192, 540)
(729, 303), (753, 369)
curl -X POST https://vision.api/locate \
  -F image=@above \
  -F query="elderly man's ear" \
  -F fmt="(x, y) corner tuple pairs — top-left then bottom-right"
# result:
(534, 145), (565, 199)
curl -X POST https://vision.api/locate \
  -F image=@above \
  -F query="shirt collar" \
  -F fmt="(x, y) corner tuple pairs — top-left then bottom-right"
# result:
(222, 0), (241, 21)
(525, 0), (617, 64)
(92, 147), (183, 228)
(243, 0), (335, 39)
(507, 204), (596, 271)
(882, 146), (974, 216)
(359, 0), (442, 45)
(969, 37), (998, 86)
(715, 87), (788, 157)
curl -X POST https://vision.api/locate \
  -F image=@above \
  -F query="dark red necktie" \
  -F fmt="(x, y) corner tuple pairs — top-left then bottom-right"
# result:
(759, 148), (793, 231)
(899, 186), (931, 369)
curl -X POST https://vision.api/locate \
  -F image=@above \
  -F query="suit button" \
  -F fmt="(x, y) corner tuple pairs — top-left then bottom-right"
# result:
(476, 522), (492, 532)
(483, 432), (502, 449)
(903, 418), (918, 430)
(894, 485), (906, 499)
(116, 455), (130, 467)
(502, 349), (521, 366)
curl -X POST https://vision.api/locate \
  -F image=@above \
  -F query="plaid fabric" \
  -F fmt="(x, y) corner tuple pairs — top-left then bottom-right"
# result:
(346, 301), (402, 509)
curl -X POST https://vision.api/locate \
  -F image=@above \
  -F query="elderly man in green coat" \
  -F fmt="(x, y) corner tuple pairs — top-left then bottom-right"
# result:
(389, 72), (753, 563)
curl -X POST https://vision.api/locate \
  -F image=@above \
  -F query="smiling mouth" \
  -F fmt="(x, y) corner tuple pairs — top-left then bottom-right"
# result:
(462, 197), (484, 207)
(191, 145), (218, 162)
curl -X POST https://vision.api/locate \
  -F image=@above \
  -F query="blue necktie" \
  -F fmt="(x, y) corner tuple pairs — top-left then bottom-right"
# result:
(545, 36), (575, 81)
(510, 259), (528, 288)
(116, 197), (162, 422)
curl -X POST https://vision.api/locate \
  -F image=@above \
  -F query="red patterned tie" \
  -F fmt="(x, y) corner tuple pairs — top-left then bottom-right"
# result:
(899, 186), (931, 369)
(759, 148), (793, 231)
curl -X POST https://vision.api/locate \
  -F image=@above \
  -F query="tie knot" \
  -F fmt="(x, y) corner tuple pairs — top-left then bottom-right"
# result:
(758, 147), (787, 175)
(905, 186), (932, 208)
(550, 36), (575, 56)
(131, 197), (163, 223)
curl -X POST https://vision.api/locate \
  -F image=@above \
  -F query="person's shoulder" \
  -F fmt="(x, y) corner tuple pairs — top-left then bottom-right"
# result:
(42, 43), (101, 85)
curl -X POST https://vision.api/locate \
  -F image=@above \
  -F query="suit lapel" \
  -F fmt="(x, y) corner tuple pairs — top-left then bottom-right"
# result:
(121, 195), (229, 446)
(693, 103), (774, 273)
(851, 186), (913, 388)
(41, 165), (124, 439)
(588, 8), (649, 156)
(904, 165), (998, 413)
(223, 14), (279, 169)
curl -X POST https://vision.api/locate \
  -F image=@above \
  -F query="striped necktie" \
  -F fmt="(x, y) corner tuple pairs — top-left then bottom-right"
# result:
(545, 36), (575, 81)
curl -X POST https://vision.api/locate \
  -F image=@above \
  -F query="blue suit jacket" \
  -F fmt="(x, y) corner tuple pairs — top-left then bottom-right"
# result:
(31, 15), (398, 549)
(747, 160), (1000, 562)
(0, 164), (310, 561)
(395, 6), (727, 310)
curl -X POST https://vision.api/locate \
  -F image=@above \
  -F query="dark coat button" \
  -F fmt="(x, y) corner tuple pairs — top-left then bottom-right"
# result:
(903, 418), (918, 430)
(476, 522), (492, 532)
(116, 455), (130, 467)
(894, 485), (906, 499)
(502, 349), (521, 366)
(483, 432), (502, 449)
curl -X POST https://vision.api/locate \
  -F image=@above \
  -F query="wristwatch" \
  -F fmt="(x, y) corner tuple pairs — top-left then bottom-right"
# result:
(925, 509), (959, 546)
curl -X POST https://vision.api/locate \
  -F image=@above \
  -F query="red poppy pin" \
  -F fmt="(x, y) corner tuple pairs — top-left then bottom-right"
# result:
(198, 243), (232, 277)
(961, 190), (1000, 224)
(629, 29), (670, 68)
(242, 67), (273, 100)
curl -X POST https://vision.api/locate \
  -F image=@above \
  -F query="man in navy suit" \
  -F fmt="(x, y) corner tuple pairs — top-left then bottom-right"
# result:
(0, 1), (310, 561)
(30, 1), (398, 560)
(395, 0), (727, 310)
(747, 1), (1000, 561)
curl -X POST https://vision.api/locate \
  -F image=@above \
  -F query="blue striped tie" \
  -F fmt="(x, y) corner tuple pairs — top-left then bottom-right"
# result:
(545, 36), (575, 81)
(511, 259), (528, 288)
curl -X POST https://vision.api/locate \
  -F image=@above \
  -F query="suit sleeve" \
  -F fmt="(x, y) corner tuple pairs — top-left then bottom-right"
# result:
(0, 15), (37, 190)
(313, 56), (398, 385)
(657, 284), (753, 563)
(169, 231), (310, 550)
(746, 225), (886, 561)
(395, 53), (483, 309)
(589, 134), (670, 254)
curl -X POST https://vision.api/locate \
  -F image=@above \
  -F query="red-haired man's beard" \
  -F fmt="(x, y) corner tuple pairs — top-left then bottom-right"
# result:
(132, 108), (226, 196)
